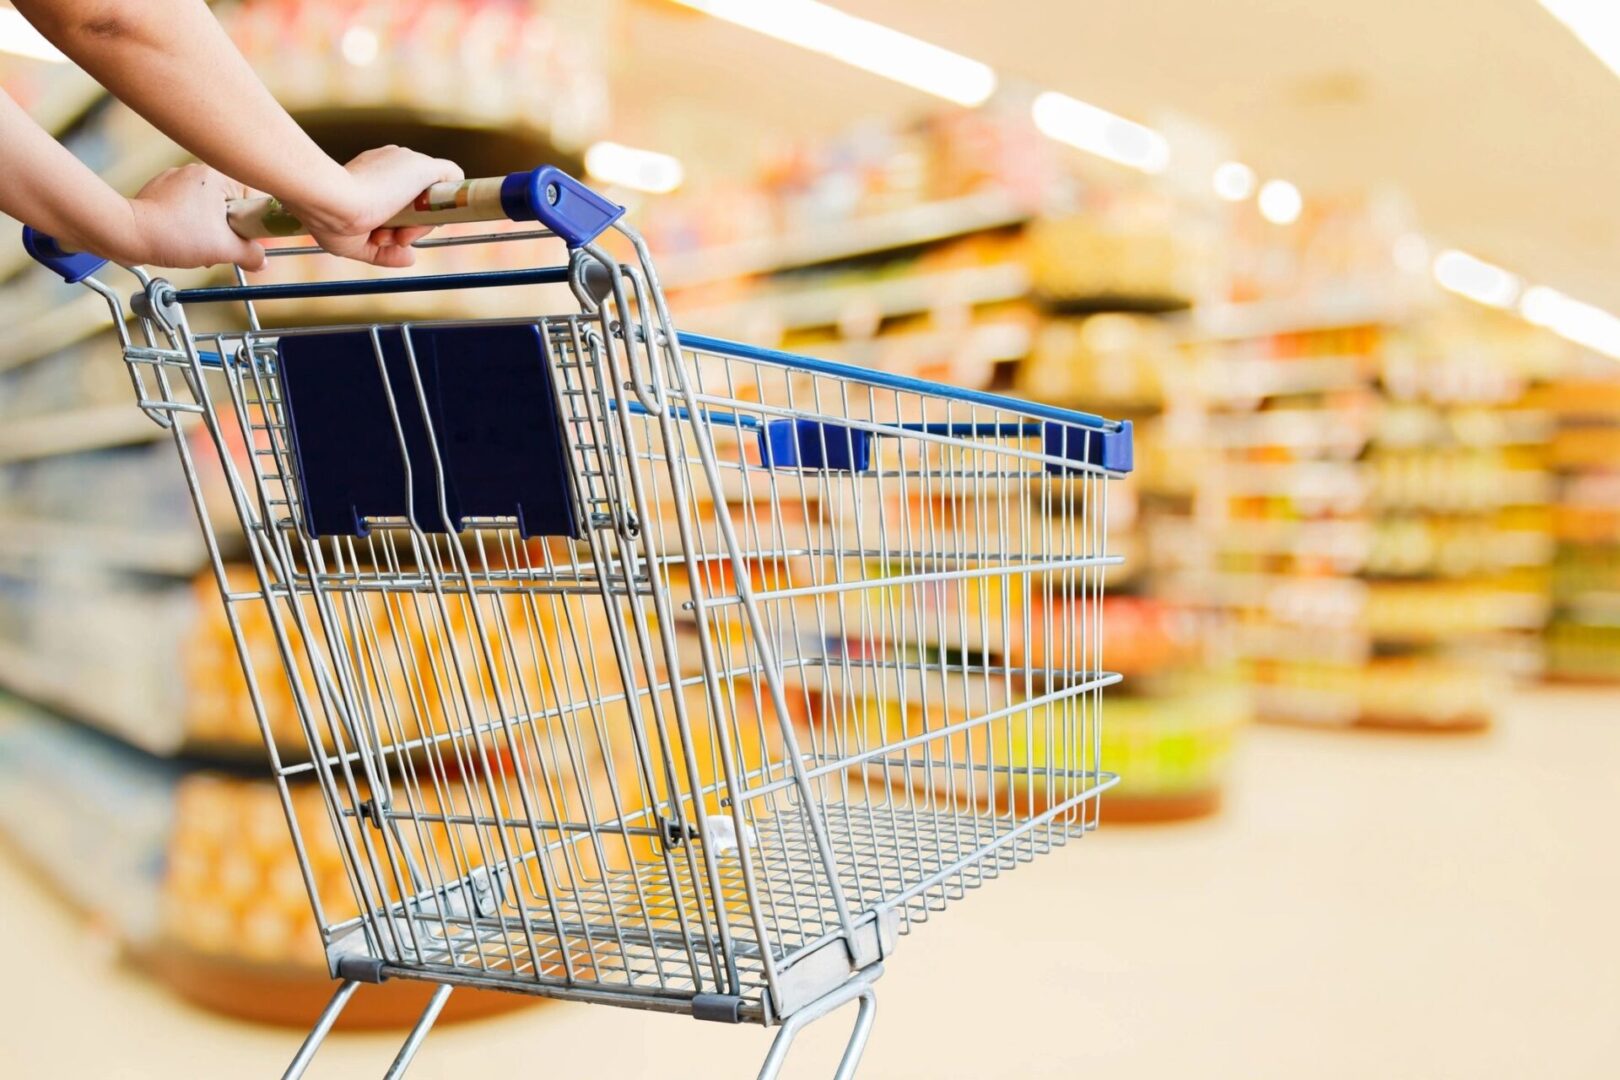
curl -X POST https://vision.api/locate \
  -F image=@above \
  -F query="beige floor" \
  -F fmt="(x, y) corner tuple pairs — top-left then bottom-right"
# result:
(4, 686), (1618, 1079)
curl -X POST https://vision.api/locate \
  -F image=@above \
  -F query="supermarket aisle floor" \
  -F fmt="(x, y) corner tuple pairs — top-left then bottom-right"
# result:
(4, 687), (1618, 1080)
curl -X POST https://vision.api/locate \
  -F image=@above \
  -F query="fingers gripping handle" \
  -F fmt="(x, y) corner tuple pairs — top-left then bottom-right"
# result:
(22, 166), (625, 281)
(225, 167), (624, 243)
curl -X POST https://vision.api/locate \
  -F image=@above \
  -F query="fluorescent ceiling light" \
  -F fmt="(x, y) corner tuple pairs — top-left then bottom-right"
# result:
(340, 26), (380, 67)
(1520, 285), (1620, 359)
(1257, 179), (1303, 224)
(1212, 161), (1256, 201)
(585, 141), (685, 194)
(1432, 249), (1520, 308)
(1539, 1), (1620, 79)
(0, 9), (68, 63)
(1031, 91), (1170, 173)
(671, 0), (996, 107)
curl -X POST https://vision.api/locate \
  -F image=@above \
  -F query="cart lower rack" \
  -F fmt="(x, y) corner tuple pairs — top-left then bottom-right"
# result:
(25, 167), (1133, 1079)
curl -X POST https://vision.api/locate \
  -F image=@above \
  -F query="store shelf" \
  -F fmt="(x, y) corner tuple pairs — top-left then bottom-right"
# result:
(1200, 355), (1374, 400)
(0, 695), (177, 944)
(1204, 409), (1372, 453)
(1164, 569), (1367, 613)
(1371, 470), (1557, 511)
(0, 640), (186, 757)
(677, 262), (1031, 332)
(0, 517), (206, 577)
(29, 68), (107, 135)
(1185, 291), (1409, 341)
(1219, 461), (1367, 500)
(1036, 292), (1191, 316)
(808, 320), (1033, 368)
(660, 191), (1031, 289)
(0, 292), (118, 371)
(0, 262), (222, 372)
(0, 404), (187, 465)
(1162, 518), (1372, 559)
(1556, 590), (1620, 624)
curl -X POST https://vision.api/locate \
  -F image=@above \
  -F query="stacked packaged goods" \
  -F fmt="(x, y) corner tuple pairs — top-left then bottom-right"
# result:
(1534, 377), (1620, 681)
(1180, 308), (1560, 731)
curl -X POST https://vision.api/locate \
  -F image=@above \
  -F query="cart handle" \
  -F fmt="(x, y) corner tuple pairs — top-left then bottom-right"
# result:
(21, 165), (623, 283)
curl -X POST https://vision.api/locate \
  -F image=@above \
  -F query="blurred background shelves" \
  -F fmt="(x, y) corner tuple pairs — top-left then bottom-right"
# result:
(0, 403), (192, 464)
(661, 190), (1032, 289)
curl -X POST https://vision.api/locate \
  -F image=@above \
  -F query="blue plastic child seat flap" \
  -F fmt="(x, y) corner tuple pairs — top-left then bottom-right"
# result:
(276, 325), (579, 539)
(758, 419), (872, 472)
(1043, 419), (1134, 475)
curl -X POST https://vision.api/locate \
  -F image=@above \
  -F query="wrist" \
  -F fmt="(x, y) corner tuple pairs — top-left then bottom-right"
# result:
(278, 161), (364, 235)
(88, 198), (154, 266)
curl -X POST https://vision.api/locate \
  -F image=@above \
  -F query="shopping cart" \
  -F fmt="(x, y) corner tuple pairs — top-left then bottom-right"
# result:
(24, 166), (1133, 1078)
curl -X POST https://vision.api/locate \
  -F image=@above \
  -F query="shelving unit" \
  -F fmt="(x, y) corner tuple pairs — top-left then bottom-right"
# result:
(1182, 311), (1560, 731)
(678, 261), (1032, 333)
(1539, 378), (1620, 681)
(0, 403), (186, 464)
(660, 190), (1032, 289)
(0, 517), (205, 577)
(0, 1), (609, 1025)
(0, 640), (188, 756)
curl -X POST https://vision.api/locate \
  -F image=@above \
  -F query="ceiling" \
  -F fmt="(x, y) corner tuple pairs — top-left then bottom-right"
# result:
(617, 0), (1620, 310)
(2, 1), (1612, 308)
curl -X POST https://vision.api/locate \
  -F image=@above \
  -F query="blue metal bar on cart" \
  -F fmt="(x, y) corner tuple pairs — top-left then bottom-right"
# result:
(676, 332), (1121, 433)
(621, 398), (1042, 441)
(623, 341), (1132, 473)
(171, 264), (572, 304)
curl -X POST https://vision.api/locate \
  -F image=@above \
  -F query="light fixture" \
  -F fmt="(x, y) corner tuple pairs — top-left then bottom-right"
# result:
(670, 0), (996, 107)
(340, 25), (380, 67)
(1257, 179), (1303, 224)
(1520, 285), (1620, 360)
(1030, 91), (1170, 174)
(1211, 161), (1256, 201)
(585, 141), (685, 194)
(1432, 249), (1520, 308)
(1539, 1), (1620, 79)
(0, 8), (68, 63)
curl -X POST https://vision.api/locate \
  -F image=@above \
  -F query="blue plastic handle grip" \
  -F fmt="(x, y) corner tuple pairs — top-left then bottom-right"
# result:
(500, 166), (625, 247)
(22, 226), (110, 284)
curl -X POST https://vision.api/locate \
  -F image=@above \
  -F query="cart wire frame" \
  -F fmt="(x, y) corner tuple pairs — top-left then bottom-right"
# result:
(47, 187), (1130, 1079)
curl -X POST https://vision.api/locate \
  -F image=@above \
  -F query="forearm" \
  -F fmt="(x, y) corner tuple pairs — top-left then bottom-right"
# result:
(0, 88), (142, 261)
(15, 0), (358, 227)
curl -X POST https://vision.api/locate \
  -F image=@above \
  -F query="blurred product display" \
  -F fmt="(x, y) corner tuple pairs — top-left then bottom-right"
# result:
(1180, 312), (1559, 731)
(1535, 378), (1620, 681)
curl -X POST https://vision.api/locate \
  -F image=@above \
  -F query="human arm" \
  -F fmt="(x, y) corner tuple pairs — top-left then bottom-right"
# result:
(13, 0), (462, 266)
(0, 87), (264, 268)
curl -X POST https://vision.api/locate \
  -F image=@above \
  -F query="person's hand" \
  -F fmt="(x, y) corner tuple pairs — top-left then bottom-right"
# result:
(286, 146), (464, 268)
(126, 164), (267, 270)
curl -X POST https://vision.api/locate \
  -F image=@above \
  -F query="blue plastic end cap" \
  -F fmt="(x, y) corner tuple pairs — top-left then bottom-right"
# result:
(1043, 419), (1134, 475)
(22, 226), (109, 285)
(759, 419), (872, 472)
(501, 166), (625, 248)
